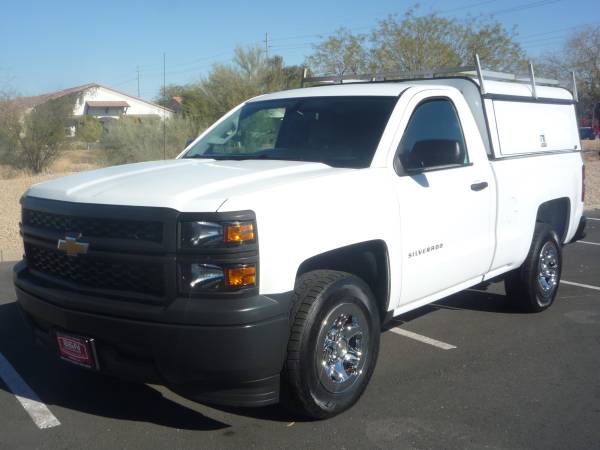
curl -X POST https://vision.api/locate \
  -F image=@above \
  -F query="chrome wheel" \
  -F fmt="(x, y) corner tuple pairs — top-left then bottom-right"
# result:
(316, 303), (368, 394)
(537, 241), (559, 302)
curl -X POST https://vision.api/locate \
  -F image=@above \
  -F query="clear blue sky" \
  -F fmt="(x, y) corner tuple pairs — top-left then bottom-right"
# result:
(1, 0), (597, 100)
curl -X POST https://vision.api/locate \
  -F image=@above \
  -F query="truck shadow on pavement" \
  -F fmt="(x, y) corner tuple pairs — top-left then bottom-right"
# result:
(0, 301), (229, 431)
(383, 286), (521, 329)
(0, 287), (519, 427)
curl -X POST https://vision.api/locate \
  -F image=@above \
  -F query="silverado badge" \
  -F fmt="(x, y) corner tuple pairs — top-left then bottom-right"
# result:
(57, 236), (89, 256)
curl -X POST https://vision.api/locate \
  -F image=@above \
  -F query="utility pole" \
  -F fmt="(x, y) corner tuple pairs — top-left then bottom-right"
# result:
(264, 32), (269, 59)
(163, 52), (166, 160)
(136, 66), (140, 97)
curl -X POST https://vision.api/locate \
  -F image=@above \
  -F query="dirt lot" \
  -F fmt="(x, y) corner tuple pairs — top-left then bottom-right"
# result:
(582, 139), (600, 210)
(0, 150), (101, 262)
(1, 145), (600, 262)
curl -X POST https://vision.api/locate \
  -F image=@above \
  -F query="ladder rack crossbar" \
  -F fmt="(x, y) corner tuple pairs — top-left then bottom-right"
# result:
(301, 54), (573, 101)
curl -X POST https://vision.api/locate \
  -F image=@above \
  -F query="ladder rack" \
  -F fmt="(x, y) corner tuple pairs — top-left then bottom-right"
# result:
(300, 54), (578, 102)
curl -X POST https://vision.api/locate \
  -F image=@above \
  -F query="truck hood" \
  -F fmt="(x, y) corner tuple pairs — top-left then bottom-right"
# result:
(26, 159), (346, 211)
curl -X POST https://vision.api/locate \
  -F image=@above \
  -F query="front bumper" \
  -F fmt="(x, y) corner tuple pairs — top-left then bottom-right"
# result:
(14, 262), (292, 407)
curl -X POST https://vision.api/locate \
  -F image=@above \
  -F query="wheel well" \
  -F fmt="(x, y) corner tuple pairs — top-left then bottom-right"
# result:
(296, 240), (390, 322)
(536, 198), (570, 242)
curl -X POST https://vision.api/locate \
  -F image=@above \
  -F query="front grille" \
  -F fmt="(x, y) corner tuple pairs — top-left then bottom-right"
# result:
(23, 209), (163, 243)
(25, 244), (165, 297)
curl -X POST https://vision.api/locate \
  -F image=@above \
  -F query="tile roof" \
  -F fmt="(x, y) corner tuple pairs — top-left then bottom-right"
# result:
(16, 83), (99, 109)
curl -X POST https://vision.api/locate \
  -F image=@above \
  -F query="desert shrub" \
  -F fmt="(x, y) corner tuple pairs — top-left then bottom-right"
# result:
(76, 116), (103, 149)
(0, 94), (20, 167)
(101, 115), (200, 165)
(0, 93), (78, 173)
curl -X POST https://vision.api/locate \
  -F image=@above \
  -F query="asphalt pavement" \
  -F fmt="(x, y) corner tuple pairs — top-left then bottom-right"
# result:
(0, 210), (599, 450)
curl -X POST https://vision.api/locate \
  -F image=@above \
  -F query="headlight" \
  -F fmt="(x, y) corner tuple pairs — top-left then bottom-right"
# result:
(179, 221), (256, 249)
(177, 213), (258, 295)
(189, 263), (224, 289)
(180, 221), (223, 248)
(179, 263), (257, 293)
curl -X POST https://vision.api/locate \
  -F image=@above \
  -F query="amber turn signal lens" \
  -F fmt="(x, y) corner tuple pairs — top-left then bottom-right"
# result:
(225, 222), (255, 243)
(225, 266), (256, 288)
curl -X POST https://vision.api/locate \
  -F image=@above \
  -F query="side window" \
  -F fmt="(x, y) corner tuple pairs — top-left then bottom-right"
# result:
(397, 99), (468, 172)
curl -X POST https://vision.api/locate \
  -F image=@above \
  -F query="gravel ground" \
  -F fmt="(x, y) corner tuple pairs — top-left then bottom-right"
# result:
(582, 139), (600, 209)
(1, 148), (599, 262)
(585, 158), (600, 209)
(0, 172), (72, 262)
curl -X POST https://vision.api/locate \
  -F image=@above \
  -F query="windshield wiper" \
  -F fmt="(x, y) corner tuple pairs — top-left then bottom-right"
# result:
(185, 154), (306, 162)
(222, 154), (306, 161)
(183, 154), (217, 159)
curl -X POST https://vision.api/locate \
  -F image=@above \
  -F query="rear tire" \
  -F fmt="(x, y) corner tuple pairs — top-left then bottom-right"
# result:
(282, 270), (380, 420)
(505, 223), (562, 312)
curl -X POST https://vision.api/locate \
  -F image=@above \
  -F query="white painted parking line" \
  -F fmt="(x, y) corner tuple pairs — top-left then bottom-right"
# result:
(389, 328), (457, 350)
(0, 352), (60, 429)
(561, 280), (600, 292)
(577, 240), (600, 246)
(587, 217), (600, 221)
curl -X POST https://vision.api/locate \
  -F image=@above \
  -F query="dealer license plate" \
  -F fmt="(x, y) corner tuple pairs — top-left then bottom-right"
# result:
(56, 332), (98, 370)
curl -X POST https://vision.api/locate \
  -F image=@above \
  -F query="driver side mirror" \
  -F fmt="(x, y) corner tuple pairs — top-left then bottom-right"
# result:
(400, 139), (465, 173)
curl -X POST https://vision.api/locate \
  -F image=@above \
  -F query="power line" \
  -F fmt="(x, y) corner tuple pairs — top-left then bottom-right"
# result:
(520, 34), (571, 46)
(111, 76), (138, 87)
(269, 26), (372, 44)
(268, 0), (565, 45)
(269, 41), (314, 50)
(519, 24), (580, 39)
(436, 0), (501, 14)
(113, 0), (572, 79)
(105, 0), (575, 95)
(135, 50), (233, 72)
(486, 0), (564, 16)
(521, 36), (566, 47)
(518, 22), (598, 40)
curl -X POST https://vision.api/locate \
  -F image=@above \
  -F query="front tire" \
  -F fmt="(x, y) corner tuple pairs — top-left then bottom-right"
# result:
(505, 223), (562, 312)
(282, 270), (380, 419)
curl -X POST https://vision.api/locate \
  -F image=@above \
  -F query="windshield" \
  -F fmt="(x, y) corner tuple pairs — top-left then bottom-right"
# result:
(182, 96), (398, 168)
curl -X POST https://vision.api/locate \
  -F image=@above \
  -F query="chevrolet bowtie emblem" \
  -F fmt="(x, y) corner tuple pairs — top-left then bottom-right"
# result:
(57, 236), (89, 256)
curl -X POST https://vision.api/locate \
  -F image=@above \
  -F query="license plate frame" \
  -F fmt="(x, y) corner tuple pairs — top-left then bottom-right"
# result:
(56, 331), (99, 370)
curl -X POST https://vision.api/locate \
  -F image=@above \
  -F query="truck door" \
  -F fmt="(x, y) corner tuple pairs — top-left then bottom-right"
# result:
(392, 89), (495, 306)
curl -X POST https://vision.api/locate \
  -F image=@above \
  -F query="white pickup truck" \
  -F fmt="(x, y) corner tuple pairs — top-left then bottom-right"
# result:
(14, 63), (587, 419)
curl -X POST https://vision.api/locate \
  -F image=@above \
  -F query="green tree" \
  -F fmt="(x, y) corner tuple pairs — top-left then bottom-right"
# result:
(455, 18), (524, 72)
(101, 115), (198, 165)
(169, 45), (303, 128)
(0, 91), (20, 166)
(262, 55), (305, 92)
(307, 27), (369, 77)
(4, 94), (77, 173)
(306, 8), (526, 76)
(155, 84), (188, 108)
(538, 25), (600, 115)
(76, 116), (103, 149)
(370, 10), (462, 73)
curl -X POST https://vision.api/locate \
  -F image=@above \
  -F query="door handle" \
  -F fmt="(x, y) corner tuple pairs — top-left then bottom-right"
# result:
(471, 181), (488, 191)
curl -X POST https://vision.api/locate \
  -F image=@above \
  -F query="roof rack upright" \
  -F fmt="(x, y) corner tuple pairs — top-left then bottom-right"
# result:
(301, 54), (576, 101)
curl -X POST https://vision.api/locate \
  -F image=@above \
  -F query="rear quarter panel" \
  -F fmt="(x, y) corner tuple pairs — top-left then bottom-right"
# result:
(488, 151), (584, 277)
